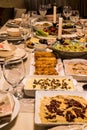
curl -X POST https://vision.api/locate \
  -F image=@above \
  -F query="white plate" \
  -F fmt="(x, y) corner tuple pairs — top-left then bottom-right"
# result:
(35, 90), (87, 125)
(0, 95), (20, 128)
(34, 32), (78, 39)
(0, 48), (26, 63)
(33, 21), (52, 30)
(63, 59), (87, 81)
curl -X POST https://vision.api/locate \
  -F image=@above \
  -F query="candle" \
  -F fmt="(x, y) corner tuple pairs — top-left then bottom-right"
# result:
(53, 6), (56, 23)
(58, 17), (63, 39)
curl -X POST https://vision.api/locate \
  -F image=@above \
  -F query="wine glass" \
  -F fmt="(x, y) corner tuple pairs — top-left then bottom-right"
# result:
(70, 10), (79, 23)
(19, 21), (31, 50)
(3, 58), (25, 99)
(39, 4), (47, 19)
(63, 6), (72, 20)
(82, 21), (87, 40)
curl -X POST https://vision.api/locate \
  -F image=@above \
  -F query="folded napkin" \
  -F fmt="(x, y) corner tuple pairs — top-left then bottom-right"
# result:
(0, 40), (12, 51)
(0, 91), (15, 124)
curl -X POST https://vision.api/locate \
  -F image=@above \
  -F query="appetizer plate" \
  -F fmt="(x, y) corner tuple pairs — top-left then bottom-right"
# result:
(33, 21), (52, 31)
(63, 59), (87, 81)
(0, 95), (20, 128)
(23, 75), (77, 97)
(35, 90), (87, 126)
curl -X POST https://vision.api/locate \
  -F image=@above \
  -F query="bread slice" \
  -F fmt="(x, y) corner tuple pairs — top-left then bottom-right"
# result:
(0, 91), (15, 124)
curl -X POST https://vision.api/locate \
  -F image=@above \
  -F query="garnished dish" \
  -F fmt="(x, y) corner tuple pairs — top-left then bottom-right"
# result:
(52, 39), (87, 52)
(63, 59), (87, 81)
(35, 91), (87, 125)
(33, 21), (52, 30)
(35, 22), (78, 39)
(50, 38), (87, 58)
(24, 75), (76, 97)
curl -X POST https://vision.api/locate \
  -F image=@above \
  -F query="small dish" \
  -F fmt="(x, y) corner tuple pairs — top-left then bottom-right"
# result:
(33, 21), (52, 30)
(34, 44), (47, 51)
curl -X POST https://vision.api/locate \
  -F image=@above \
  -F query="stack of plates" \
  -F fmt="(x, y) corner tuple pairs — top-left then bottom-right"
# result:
(0, 43), (27, 64)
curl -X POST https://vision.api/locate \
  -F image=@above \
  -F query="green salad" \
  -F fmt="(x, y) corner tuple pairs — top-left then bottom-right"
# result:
(52, 39), (87, 52)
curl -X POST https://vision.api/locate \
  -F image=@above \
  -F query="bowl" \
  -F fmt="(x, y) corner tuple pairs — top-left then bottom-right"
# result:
(34, 44), (47, 51)
(50, 39), (87, 59)
(33, 21), (52, 30)
(53, 49), (87, 59)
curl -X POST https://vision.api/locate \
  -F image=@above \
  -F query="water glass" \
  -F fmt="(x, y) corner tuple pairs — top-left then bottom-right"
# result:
(83, 21), (87, 39)
(32, 11), (37, 17)
(70, 10), (79, 23)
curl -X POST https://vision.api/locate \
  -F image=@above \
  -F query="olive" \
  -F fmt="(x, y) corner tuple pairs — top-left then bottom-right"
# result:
(39, 39), (48, 44)
(82, 84), (87, 90)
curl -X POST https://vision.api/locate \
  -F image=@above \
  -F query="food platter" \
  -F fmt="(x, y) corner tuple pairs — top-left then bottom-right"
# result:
(34, 30), (78, 40)
(29, 53), (64, 76)
(33, 21), (52, 31)
(50, 39), (87, 59)
(35, 90), (87, 125)
(23, 75), (77, 97)
(63, 59), (87, 81)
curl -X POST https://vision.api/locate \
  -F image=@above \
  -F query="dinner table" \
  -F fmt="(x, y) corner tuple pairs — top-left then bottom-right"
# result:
(0, 17), (87, 130)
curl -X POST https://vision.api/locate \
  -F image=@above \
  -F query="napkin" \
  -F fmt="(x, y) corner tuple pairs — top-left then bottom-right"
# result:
(0, 91), (15, 123)
(0, 40), (12, 51)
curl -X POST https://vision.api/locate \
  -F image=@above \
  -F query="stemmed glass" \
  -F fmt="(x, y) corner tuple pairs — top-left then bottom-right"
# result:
(70, 10), (79, 23)
(19, 21), (31, 50)
(63, 6), (72, 20)
(39, 4), (47, 19)
(3, 58), (25, 99)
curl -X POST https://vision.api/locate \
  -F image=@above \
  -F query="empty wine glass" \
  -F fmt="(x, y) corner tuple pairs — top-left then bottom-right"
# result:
(83, 21), (87, 40)
(63, 6), (72, 20)
(39, 4), (47, 19)
(3, 58), (25, 99)
(70, 10), (79, 23)
(19, 21), (31, 50)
